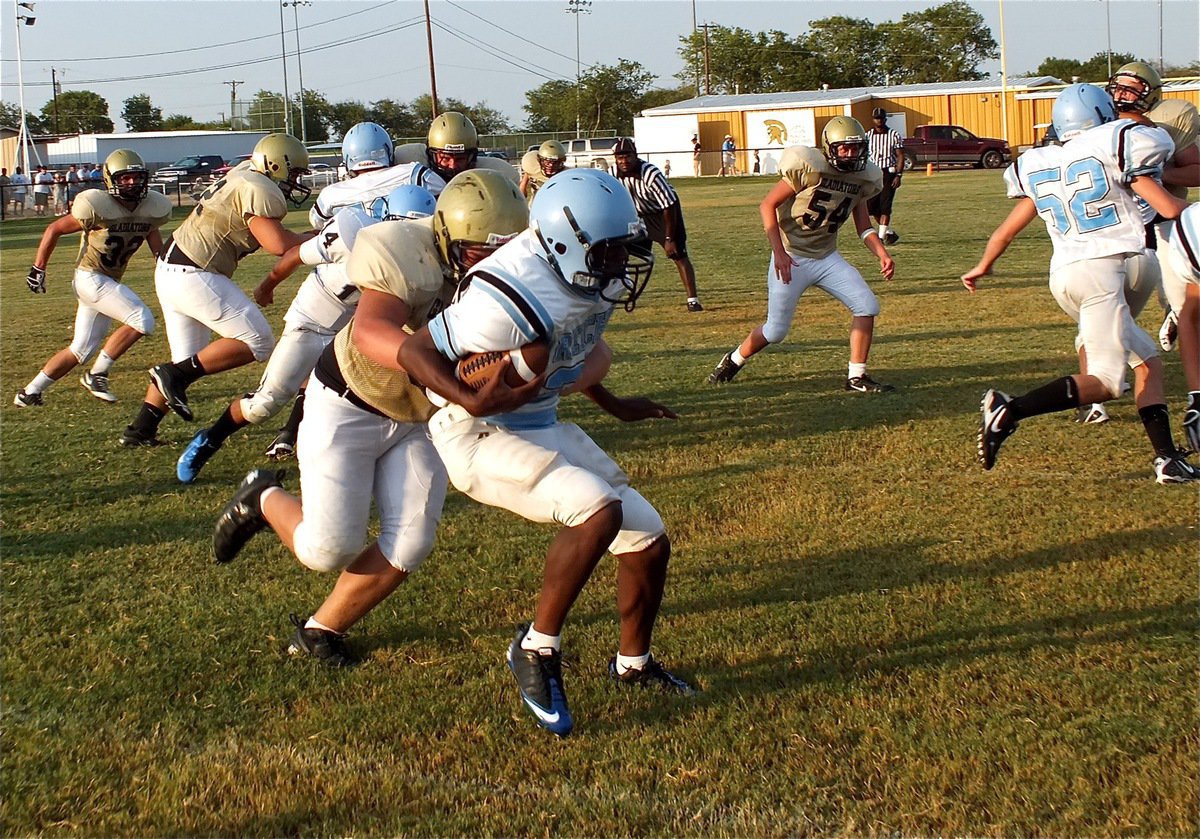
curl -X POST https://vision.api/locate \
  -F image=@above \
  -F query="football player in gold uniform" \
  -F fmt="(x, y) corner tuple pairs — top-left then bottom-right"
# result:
(15, 150), (172, 408)
(212, 170), (533, 666)
(121, 134), (313, 447)
(708, 117), (896, 391)
(519, 140), (566, 202)
(393, 111), (518, 185)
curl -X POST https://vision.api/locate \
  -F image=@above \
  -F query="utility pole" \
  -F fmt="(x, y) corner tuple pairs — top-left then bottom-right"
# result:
(699, 23), (713, 95)
(691, 0), (699, 96)
(224, 80), (242, 130)
(424, 0), (439, 118)
(566, 0), (591, 135)
(51, 67), (62, 134)
(278, 0), (291, 134)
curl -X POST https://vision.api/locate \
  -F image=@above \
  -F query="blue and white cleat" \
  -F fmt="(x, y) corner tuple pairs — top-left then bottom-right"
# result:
(177, 428), (220, 483)
(507, 624), (573, 737)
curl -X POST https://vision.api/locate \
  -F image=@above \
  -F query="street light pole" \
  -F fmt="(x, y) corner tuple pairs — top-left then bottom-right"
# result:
(565, 0), (591, 135)
(283, 0), (311, 143)
(278, 0), (291, 134)
(15, 2), (36, 180)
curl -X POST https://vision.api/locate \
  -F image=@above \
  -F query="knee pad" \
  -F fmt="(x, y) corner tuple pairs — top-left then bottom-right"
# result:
(68, 341), (100, 365)
(125, 305), (155, 336)
(1090, 365), (1125, 401)
(240, 387), (290, 426)
(760, 320), (789, 345)
(293, 522), (359, 573)
(377, 529), (436, 574)
(848, 290), (881, 318)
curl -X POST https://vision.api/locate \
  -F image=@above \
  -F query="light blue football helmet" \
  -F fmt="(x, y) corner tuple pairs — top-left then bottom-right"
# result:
(342, 122), (394, 174)
(1052, 84), (1118, 142)
(370, 185), (437, 221)
(529, 168), (654, 311)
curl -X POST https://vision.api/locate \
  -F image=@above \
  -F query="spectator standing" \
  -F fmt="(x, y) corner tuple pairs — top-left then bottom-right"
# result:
(33, 166), (53, 216)
(720, 134), (737, 176)
(866, 107), (905, 245)
(692, 134), (702, 176)
(10, 167), (29, 216)
(88, 163), (104, 189)
(612, 137), (704, 312)
(65, 164), (82, 210)
(0, 168), (9, 212)
(53, 171), (68, 215)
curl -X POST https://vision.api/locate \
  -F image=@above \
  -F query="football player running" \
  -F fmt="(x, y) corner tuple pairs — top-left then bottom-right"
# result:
(174, 186), (437, 483)
(393, 111), (518, 185)
(121, 133), (313, 447)
(1157, 203), (1200, 453)
(400, 169), (696, 738)
(708, 117), (896, 392)
(15, 150), (171, 408)
(211, 171), (532, 667)
(519, 139), (567, 202)
(963, 84), (1197, 484)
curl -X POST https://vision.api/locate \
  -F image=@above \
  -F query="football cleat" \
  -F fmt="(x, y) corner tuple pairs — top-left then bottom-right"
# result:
(845, 374), (895, 393)
(1075, 404), (1109, 424)
(119, 426), (164, 448)
(707, 351), (742, 384)
(686, 299), (704, 313)
(507, 624), (573, 737)
(80, 372), (117, 403)
(883, 231), (900, 246)
(978, 389), (1018, 470)
(1184, 395), (1200, 454)
(1159, 310), (1178, 352)
(149, 364), (193, 422)
(264, 429), (297, 460)
(177, 428), (221, 483)
(1153, 453), (1200, 484)
(286, 613), (358, 667)
(212, 468), (284, 563)
(13, 389), (44, 407)
(608, 656), (697, 696)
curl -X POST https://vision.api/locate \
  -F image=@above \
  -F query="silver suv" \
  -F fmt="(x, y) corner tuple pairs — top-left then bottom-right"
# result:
(564, 137), (619, 172)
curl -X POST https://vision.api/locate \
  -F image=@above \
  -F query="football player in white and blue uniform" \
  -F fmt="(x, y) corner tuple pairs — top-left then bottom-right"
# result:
(963, 84), (1197, 483)
(1158, 203), (1200, 451)
(400, 169), (695, 738)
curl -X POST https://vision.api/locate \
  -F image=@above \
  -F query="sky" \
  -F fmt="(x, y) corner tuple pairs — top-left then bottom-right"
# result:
(1, 0), (1197, 135)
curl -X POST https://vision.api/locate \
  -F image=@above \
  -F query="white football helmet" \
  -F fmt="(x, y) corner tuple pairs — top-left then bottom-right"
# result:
(370, 184), (437, 220)
(529, 168), (654, 311)
(1052, 84), (1118, 142)
(342, 122), (394, 174)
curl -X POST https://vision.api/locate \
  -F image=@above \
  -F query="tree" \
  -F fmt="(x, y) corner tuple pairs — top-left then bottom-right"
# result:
(1, 100), (44, 133)
(246, 89), (288, 132)
(326, 100), (370, 142)
(524, 79), (577, 132)
(39, 89), (112, 134)
(677, 26), (810, 95)
(121, 93), (163, 132)
(296, 90), (334, 143)
(1032, 52), (1139, 83)
(801, 16), (887, 88)
(367, 98), (422, 140)
(878, 1), (997, 84)
(640, 83), (698, 111)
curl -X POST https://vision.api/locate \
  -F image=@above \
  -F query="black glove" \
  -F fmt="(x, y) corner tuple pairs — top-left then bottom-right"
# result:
(27, 265), (46, 294)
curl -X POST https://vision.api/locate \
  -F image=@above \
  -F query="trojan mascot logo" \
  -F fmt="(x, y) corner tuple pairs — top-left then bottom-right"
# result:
(764, 120), (787, 145)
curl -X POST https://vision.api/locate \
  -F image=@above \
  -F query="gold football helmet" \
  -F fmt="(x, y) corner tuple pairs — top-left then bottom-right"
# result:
(426, 112), (479, 180)
(537, 140), (567, 177)
(433, 169), (528, 280)
(821, 116), (869, 172)
(1106, 61), (1163, 114)
(103, 148), (149, 201)
(251, 133), (311, 206)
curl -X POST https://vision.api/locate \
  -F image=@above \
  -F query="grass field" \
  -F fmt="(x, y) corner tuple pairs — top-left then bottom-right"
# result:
(2, 170), (1197, 836)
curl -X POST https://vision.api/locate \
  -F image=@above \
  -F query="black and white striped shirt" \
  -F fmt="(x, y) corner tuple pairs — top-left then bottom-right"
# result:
(614, 160), (678, 216)
(867, 128), (904, 172)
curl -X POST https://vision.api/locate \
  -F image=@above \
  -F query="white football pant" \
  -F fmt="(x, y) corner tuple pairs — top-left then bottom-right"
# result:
(762, 250), (879, 344)
(154, 261), (274, 362)
(68, 269), (155, 363)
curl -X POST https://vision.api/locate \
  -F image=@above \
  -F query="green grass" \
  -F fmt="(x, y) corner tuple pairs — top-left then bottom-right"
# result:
(2, 172), (1197, 836)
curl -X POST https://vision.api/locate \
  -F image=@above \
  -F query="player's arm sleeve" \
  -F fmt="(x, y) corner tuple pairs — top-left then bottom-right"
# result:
(1002, 163), (1027, 199)
(69, 192), (100, 226)
(426, 280), (531, 360)
(241, 180), (289, 220)
(1119, 124), (1175, 184)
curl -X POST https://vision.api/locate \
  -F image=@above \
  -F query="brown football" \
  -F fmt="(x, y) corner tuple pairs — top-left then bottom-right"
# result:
(455, 340), (550, 391)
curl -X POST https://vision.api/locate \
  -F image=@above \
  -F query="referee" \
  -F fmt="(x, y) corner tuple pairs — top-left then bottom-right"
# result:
(866, 107), (905, 245)
(612, 137), (703, 312)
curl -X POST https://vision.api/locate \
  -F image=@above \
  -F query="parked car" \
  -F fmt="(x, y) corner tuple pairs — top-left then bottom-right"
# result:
(210, 154), (252, 178)
(563, 137), (620, 172)
(901, 125), (1011, 171)
(151, 154), (226, 189)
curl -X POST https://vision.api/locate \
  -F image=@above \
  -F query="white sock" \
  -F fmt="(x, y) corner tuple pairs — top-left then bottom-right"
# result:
(521, 626), (561, 653)
(731, 348), (747, 366)
(259, 486), (283, 510)
(304, 616), (340, 634)
(91, 351), (115, 375)
(25, 371), (55, 395)
(848, 362), (867, 380)
(879, 223), (888, 236)
(687, 296), (699, 304)
(615, 652), (650, 675)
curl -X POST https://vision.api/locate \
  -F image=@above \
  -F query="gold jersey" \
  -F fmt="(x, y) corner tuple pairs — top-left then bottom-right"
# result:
(71, 190), (172, 281)
(392, 143), (519, 184)
(1146, 98), (1200, 200)
(520, 151), (551, 202)
(333, 218), (456, 422)
(170, 167), (288, 277)
(777, 145), (882, 259)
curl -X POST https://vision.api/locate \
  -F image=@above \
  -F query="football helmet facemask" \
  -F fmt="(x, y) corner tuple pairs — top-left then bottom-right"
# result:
(426, 112), (479, 182)
(529, 168), (654, 312)
(103, 148), (150, 202)
(371, 184), (437, 221)
(252, 133), (312, 207)
(1052, 83), (1118, 142)
(1106, 61), (1163, 114)
(342, 122), (394, 174)
(821, 116), (869, 172)
(537, 140), (567, 177)
(433, 169), (528, 280)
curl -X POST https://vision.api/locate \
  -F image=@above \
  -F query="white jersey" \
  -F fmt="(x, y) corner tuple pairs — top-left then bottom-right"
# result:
(1005, 119), (1174, 272)
(289, 205), (378, 327)
(426, 230), (616, 430)
(1161, 202), (1200, 285)
(309, 162), (446, 228)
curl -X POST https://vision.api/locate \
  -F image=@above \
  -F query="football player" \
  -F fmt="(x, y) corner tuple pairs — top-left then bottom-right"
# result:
(519, 139), (566, 202)
(393, 111), (518, 185)
(120, 133), (313, 447)
(708, 117), (895, 392)
(211, 171), (531, 666)
(174, 186), (437, 483)
(399, 169), (696, 738)
(15, 150), (172, 408)
(309, 121), (446, 231)
(1157, 204), (1200, 452)
(963, 84), (1197, 484)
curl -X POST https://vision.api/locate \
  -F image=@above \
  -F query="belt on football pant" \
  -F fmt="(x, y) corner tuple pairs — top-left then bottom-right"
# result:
(161, 239), (200, 269)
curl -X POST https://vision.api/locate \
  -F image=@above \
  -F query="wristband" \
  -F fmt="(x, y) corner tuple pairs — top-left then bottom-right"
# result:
(860, 229), (878, 241)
